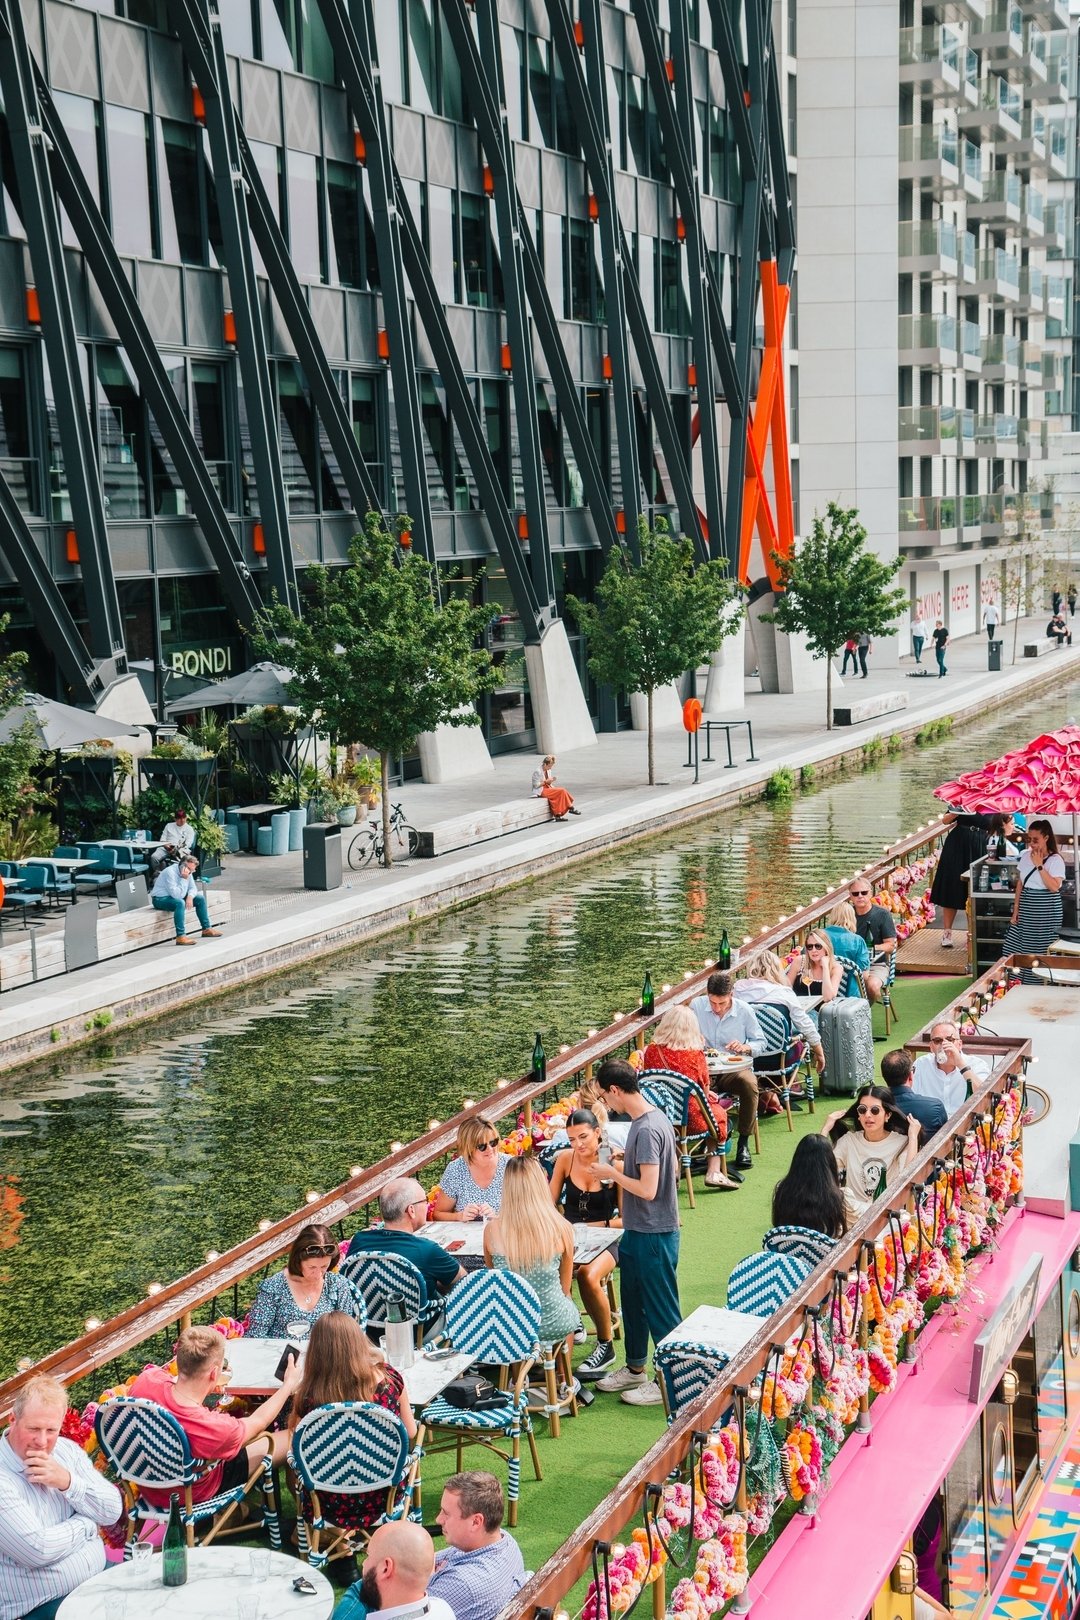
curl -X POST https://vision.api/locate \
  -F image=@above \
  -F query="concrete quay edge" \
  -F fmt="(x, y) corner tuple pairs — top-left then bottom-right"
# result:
(2, 646), (1077, 1075)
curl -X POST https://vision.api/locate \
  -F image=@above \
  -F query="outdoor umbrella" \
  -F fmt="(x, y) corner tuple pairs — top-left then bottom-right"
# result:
(935, 724), (1080, 890)
(0, 693), (142, 750)
(164, 661), (296, 714)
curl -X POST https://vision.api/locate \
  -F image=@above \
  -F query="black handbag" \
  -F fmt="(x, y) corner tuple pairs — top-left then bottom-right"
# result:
(441, 1374), (505, 1412)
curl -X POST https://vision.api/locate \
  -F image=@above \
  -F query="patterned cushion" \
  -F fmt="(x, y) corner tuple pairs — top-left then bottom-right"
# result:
(762, 1225), (836, 1268)
(443, 1270), (541, 1362)
(96, 1399), (199, 1488)
(420, 1395), (527, 1431)
(726, 1248), (813, 1318)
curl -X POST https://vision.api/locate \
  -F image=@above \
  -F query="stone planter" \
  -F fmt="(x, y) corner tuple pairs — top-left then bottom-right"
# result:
(336, 804), (358, 826)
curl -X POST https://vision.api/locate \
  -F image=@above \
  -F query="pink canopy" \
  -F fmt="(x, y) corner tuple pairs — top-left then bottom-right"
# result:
(935, 725), (1080, 815)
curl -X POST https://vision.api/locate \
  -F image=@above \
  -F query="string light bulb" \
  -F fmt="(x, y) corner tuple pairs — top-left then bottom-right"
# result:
(85, 1317), (102, 1331)
(390, 1141), (404, 1153)
(16, 1357), (33, 1372)
(428, 1119), (440, 1131)
(305, 1190), (319, 1204)
(258, 1219), (273, 1232)
(146, 1283), (163, 1297)
(662, 983), (673, 992)
(205, 1250), (220, 1263)
(349, 1166), (362, 1178)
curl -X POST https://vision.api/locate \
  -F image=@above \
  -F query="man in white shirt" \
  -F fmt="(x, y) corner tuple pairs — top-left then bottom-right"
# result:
(690, 971), (767, 1172)
(982, 600), (1000, 642)
(911, 1021), (990, 1116)
(152, 806), (196, 873)
(149, 854), (221, 946)
(336, 1521), (456, 1620)
(0, 1374), (123, 1620)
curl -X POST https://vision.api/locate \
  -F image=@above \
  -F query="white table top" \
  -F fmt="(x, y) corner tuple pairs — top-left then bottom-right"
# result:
(657, 1303), (766, 1356)
(18, 856), (96, 870)
(56, 1546), (333, 1619)
(97, 838), (165, 851)
(416, 1220), (621, 1267)
(223, 1337), (473, 1406)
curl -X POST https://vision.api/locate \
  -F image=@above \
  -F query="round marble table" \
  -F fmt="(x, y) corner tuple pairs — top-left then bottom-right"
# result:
(56, 1546), (334, 1619)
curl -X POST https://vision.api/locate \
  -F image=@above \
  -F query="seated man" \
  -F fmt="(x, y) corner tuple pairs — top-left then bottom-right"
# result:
(689, 970), (766, 1174)
(430, 1472), (525, 1620)
(911, 1021), (990, 1117)
(881, 1048), (947, 1137)
(346, 1177), (464, 1297)
(150, 854), (221, 947)
(336, 1520), (455, 1620)
(152, 806), (196, 874)
(129, 1325), (300, 1511)
(0, 1374), (124, 1620)
(1048, 613), (1073, 648)
(849, 882), (897, 1003)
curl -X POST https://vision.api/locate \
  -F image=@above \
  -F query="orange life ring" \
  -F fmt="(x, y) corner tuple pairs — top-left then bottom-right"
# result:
(682, 697), (703, 734)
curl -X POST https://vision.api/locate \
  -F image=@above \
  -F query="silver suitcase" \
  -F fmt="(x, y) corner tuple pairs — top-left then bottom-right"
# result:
(818, 998), (874, 1094)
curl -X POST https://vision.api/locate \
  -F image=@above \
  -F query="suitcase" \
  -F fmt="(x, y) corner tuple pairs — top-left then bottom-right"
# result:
(818, 998), (874, 1094)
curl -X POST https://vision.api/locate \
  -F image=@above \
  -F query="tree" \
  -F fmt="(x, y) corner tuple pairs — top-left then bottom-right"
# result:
(252, 513), (498, 865)
(0, 620), (51, 856)
(765, 502), (907, 729)
(567, 517), (743, 785)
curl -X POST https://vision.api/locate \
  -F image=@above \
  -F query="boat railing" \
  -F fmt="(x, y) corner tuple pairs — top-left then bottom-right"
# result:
(0, 819), (949, 1415)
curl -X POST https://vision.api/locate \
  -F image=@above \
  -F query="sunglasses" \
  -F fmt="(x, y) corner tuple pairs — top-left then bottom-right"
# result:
(851, 890), (871, 898)
(806, 942), (825, 951)
(857, 1106), (883, 1117)
(300, 1244), (336, 1259)
(475, 1138), (500, 1151)
(928, 1035), (953, 1045)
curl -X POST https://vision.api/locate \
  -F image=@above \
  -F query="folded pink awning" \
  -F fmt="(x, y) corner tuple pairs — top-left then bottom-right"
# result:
(935, 725), (1080, 815)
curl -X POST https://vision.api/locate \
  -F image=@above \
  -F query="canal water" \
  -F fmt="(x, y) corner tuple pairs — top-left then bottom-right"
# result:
(2, 682), (1077, 1376)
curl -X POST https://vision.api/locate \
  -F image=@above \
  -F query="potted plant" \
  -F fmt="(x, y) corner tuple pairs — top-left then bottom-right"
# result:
(194, 810), (228, 878)
(350, 755), (382, 810)
(331, 779), (362, 827)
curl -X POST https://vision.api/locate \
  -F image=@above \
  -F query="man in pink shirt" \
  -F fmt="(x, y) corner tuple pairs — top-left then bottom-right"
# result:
(130, 1325), (300, 1508)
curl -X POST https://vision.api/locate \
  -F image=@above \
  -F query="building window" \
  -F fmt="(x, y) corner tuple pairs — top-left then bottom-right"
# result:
(104, 106), (154, 258)
(260, 0), (334, 81)
(0, 118), (24, 240)
(429, 185), (457, 304)
(419, 376), (453, 509)
(372, 1), (404, 103)
(406, 0), (438, 113)
(461, 193), (500, 309)
(158, 121), (202, 265)
(526, 34), (575, 154)
(285, 149), (321, 281)
(481, 380), (510, 499)
(567, 218), (598, 322)
(277, 361), (319, 514)
(787, 74), (797, 158)
(148, 354), (186, 515)
(0, 348), (38, 516)
(96, 349), (148, 519)
(52, 92), (102, 250)
(326, 160), (362, 287)
(502, 26), (524, 140)
(191, 363), (233, 511)
(349, 374), (383, 504)
(658, 238), (690, 335)
(542, 213), (566, 318)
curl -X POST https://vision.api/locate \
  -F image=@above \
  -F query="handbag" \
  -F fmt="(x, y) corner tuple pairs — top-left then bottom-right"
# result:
(441, 1374), (506, 1412)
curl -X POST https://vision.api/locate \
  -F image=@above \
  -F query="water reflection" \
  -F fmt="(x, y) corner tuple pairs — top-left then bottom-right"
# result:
(2, 684), (1077, 1372)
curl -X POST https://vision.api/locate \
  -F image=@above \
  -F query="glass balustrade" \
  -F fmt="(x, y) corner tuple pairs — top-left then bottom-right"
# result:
(898, 314), (958, 352)
(981, 333), (1021, 367)
(899, 125), (959, 165)
(899, 219), (959, 259)
(961, 320), (982, 358)
(899, 25), (961, 69)
(979, 249), (1021, 288)
(898, 496), (958, 534)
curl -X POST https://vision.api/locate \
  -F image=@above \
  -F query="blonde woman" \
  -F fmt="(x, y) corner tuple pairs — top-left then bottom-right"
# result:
(642, 1003), (734, 1189)
(786, 930), (842, 1002)
(430, 1116), (506, 1221)
(483, 1156), (581, 1344)
(734, 949), (826, 1076)
(823, 902), (871, 972)
(530, 755), (578, 820)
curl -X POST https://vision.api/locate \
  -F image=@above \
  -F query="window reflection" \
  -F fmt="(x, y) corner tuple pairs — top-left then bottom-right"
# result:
(158, 121), (202, 265)
(286, 149), (321, 280)
(52, 92), (102, 250)
(0, 348), (38, 516)
(96, 348), (148, 519)
(104, 105), (153, 257)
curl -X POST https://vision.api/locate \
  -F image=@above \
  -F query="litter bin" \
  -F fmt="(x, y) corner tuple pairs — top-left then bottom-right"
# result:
(303, 822), (342, 891)
(988, 638), (1003, 673)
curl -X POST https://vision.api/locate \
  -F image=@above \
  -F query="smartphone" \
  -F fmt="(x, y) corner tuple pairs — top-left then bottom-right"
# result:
(274, 1343), (300, 1382)
(447, 1239), (466, 1252)
(598, 1141), (613, 1167)
(293, 1576), (318, 1596)
(426, 1346), (458, 1361)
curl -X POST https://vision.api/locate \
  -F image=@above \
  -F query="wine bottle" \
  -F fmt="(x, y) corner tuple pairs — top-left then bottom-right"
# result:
(385, 1295), (405, 1324)
(640, 971), (655, 1017)
(532, 1031), (546, 1083)
(162, 1494), (187, 1587)
(718, 930), (731, 970)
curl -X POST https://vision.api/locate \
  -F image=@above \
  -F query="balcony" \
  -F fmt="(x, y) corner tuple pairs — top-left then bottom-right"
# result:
(1029, 57), (1069, 104)
(898, 218), (960, 277)
(898, 124), (970, 197)
(981, 331), (1021, 377)
(898, 495), (962, 546)
(922, 0), (986, 21)
(898, 313), (960, 366)
(1048, 125), (1069, 176)
(1025, 23), (1048, 80)
(968, 167), (1024, 228)
(971, 7), (1024, 66)
(1042, 200), (1067, 251)
(973, 246), (1022, 299)
(1017, 263), (1045, 310)
(1020, 338), (1045, 382)
(898, 404), (975, 455)
(1045, 272), (1066, 308)
(899, 26), (963, 93)
(1018, 418), (1049, 457)
(1041, 350), (1060, 387)
(960, 318), (983, 367)
(972, 411), (1019, 454)
(959, 75), (1023, 140)
(1014, 107), (1048, 167)
(1023, 182), (1047, 236)
(961, 230), (978, 282)
(1018, 0), (1069, 26)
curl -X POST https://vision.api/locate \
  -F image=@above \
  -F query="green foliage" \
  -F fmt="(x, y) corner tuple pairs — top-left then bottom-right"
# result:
(234, 705), (297, 739)
(252, 512), (498, 865)
(182, 717), (230, 757)
(861, 737), (885, 765)
(84, 1010), (113, 1032)
(0, 619), (48, 845)
(150, 737), (212, 760)
(765, 502), (908, 728)
(131, 784), (178, 831)
(49, 1028), (60, 1043)
(764, 767), (797, 800)
(267, 765), (321, 808)
(799, 764), (816, 788)
(567, 518), (742, 784)
(887, 733), (904, 755)
(916, 717), (954, 746)
(0, 812), (57, 860)
(194, 811), (228, 858)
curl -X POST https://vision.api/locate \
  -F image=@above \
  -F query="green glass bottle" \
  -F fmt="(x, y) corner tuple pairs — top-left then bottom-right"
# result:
(641, 971), (655, 1017)
(873, 1164), (889, 1201)
(718, 930), (731, 970)
(532, 1031), (546, 1084)
(162, 1494), (187, 1587)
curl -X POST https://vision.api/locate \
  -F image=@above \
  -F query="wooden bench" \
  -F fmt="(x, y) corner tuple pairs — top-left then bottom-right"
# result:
(832, 691), (909, 726)
(415, 801), (555, 859)
(1024, 640), (1060, 658)
(0, 890), (231, 992)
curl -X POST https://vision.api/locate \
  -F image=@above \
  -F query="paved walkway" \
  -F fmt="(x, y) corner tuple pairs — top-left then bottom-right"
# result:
(2, 612), (1076, 1065)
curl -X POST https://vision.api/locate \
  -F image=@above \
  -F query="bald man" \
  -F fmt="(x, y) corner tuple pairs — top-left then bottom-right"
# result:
(336, 1522), (455, 1620)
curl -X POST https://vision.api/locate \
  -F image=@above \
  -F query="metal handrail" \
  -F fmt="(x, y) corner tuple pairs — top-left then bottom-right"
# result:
(0, 820), (950, 1416)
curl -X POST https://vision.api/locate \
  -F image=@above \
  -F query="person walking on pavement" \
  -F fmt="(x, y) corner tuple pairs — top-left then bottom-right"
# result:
(857, 632), (872, 678)
(911, 615), (929, 666)
(932, 620), (949, 677)
(982, 599), (999, 642)
(1069, 585), (1077, 617)
(840, 636), (859, 677)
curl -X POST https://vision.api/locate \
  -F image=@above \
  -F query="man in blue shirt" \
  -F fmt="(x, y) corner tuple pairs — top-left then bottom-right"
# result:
(346, 1179), (463, 1298)
(880, 1049), (947, 1138)
(689, 971), (767, 1172)
(149, 855), (220, 946)
(429, 1472), (525, 1620)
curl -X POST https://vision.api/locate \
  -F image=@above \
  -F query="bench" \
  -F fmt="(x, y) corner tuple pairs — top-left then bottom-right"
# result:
(1024, 640), (1060, 658)
(0, 889), (231, 992)
(832, 691), (909, 726)
(415, 801), (555, 859)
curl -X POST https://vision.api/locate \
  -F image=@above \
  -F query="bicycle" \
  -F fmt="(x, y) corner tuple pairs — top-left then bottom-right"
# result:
(346, 802), (420, 869)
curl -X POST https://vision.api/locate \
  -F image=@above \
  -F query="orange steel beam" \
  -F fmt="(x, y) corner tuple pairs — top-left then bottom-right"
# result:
(739, 260), (794, 588)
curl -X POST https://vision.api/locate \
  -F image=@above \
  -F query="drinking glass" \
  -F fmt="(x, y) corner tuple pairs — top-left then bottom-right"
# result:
(130, 1540), (154, 1587)
(104, 1597), (128, 1620)
(286, 1320), (310, 1345)
(237, 1598), (260, 1620)
(250, 1548), (272, 1582)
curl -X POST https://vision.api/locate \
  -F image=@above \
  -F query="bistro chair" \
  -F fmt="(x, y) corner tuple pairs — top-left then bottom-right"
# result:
(641, 1070), (726, 1207)
(726, 1226), (838, 1318)
(95, 1396), (279, 1549)
(288, 1402), (419, 1568)
(751, 1003), (802, 1130)
(338, 1251), (443, 1344)
(835, 957), (868, 1000)
(112, 843), (150, 877)
(418, 1269), (543, 1527)
(877, 950), (898, 1037)
(654, 1339), (731, 1423)
(23, 861), (75, 909)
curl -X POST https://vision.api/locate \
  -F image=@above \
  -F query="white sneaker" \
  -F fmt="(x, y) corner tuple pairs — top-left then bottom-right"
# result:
(595, 1365), (647, 1394)
(620, 1379), (664, 1407)
(573, 1326), (588, 1344)
(940, 931), (953, 949)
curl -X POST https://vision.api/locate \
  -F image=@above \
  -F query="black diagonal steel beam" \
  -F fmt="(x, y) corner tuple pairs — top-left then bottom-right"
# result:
(707, 0), (756, 176)
(166, 0), (296, 611)
(28, 77), (264, 632)
(0, 468), (102, 702)
(0, 0), (126, 680)
(550, 0), (707, 560)
(764, 37), (795, 285)
(635, 0), (726, 563)
(440, 0), (617, 561)
(318, 0), (544, 641)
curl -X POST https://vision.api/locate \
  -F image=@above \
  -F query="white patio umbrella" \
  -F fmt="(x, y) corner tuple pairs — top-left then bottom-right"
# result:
(0, 693), (142, 750)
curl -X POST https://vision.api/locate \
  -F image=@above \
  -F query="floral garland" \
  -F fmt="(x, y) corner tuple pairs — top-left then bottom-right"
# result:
(656, 1439), (741, 1542)
(581, 1530), (664, 1620)
(668, 1518), (749, 1617)
(782, 1418), (823, 1502)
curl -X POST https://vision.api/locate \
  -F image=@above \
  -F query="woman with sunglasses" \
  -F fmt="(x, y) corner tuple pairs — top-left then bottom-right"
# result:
(549, 1108), (622, 1379)
(247, 1223), (361, 1339)
(1003, 818), (1066, 979)
(821, 1086), (920, 1226)
(430, 1116), (507, 1221)
(786, 931), (842, 1002)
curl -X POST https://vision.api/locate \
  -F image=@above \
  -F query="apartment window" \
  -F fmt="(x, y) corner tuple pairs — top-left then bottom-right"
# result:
(462, 193), (502, 309)
(349, 374), (383, 503)
(373, 1), (404, 102)
(788, 0), (797, 56)
(407, 0), (438, 113)
(262, 0), (335, 82)
(286, 149), (321, 281)
(326, 161), (362, 287)
(787, 74), (797, 158)
(542, 212), (565, 317)
(502, 26), (524, 140)
(567, 218), (597, 322)
(148, 354), (186, 515)
(481, 381), (511, 499)
(0, 119), (24, 239)
(429, 186), (457, 304)
(191, 363), (232, 509)
(0, 348), (38, 516)
(420, 376), (453, 509)
(658, 238), (691, 335)
(277, 361), (320, 514)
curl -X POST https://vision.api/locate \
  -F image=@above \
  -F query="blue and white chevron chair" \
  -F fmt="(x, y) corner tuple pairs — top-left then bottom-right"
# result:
(419, 1269), (543, 1527)
(726, 1225), (838, 1318)
(654, 1340), (730, 1423)
(641, 1069), (724, 1208)
(835, 957), (868, 1000)
(339, 1251), (443, 1344)
(95, 1396), (279, 1549)
(751, 1002), (802, 1130)
(288, 1402), (419, 1567)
